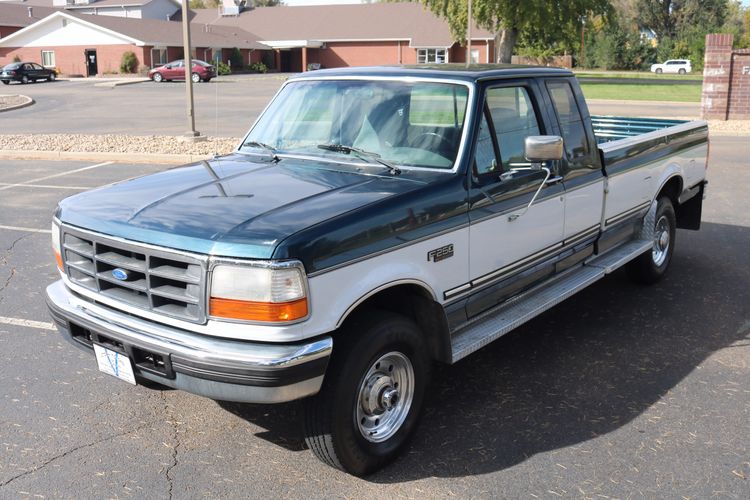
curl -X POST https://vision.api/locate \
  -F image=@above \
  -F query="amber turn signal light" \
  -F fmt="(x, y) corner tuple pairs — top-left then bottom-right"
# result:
(209, 297), (308, 322)
(54, 250), (63, 271)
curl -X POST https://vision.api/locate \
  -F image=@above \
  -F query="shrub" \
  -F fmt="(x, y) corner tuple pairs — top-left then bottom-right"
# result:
(229, 48), (244, 69)
(13, 55), (21, 63)
(217, 61), (232, 75)
(248, 61), (268, 73)
(119, 51), (138, 74)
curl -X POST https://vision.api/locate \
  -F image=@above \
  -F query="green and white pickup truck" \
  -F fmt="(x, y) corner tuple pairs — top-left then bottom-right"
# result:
(47, 65), (708, 475)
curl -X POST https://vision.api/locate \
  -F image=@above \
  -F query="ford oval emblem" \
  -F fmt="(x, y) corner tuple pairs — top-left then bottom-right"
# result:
(112, 268), (130, 281)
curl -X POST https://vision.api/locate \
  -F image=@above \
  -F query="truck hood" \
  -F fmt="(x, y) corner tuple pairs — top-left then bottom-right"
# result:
(57, 154), (427, 259)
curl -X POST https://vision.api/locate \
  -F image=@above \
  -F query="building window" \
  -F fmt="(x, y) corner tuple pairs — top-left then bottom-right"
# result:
(151, 47), (167, 66)
(41, 51), (55, 67)
(470, 49), (480, 64)
(417, 48), (447, 64)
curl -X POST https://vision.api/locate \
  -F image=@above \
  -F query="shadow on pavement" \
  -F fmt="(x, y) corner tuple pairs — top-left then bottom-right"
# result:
(217, 221), (750, 481)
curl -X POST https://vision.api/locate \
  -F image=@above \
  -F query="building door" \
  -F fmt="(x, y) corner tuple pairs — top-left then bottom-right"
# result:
(85, 49), (98, 77)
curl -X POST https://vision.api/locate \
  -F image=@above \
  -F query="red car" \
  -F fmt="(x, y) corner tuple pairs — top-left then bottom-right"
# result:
(148, 59), (215, 83)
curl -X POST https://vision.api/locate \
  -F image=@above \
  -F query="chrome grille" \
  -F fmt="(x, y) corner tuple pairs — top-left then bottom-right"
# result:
(61, 226), (207, 323)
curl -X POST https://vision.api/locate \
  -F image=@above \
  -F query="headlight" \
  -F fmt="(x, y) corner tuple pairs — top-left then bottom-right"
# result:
(209, 261), (308, 323)
(51, 221), (63, 271)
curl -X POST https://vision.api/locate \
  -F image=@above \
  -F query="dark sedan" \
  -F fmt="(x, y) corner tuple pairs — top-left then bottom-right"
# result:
(1, 62), (56, 84)
(148, 59), (216, 83)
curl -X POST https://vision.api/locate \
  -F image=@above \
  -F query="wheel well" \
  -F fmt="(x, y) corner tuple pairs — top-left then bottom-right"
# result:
(657, 176), (682, 206)
(338, 284), (452, 364)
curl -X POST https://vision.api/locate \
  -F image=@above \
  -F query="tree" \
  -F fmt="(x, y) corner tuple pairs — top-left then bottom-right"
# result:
(413, 0), (611, 63)
(636, 0), (729, 39)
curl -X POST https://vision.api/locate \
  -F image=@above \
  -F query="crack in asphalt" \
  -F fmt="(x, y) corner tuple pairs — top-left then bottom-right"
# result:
(162, 392), (180, 500)
(0, 420), (155, 490)
(0, 233), (32, 303)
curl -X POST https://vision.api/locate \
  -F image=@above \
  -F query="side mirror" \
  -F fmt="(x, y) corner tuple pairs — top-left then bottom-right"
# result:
(524, 135), (564, 164)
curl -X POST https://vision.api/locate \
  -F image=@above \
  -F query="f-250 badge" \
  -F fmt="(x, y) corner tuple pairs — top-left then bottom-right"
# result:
(427, 244), (454, 263)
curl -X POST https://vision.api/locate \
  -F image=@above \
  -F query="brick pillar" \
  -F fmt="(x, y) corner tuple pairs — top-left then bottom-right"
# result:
(302, 46), (308, 72)
(701, 33), (733, 120)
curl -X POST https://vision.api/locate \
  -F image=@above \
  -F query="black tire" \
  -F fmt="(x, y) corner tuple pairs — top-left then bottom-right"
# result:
(304, 310), (430, 476)
(49, 73), (56, 82)
(626, 196), (676, 285)
(152, 72), (163, 83)
(656, 68), (663, 74)
(191, 72), (200, 83)
(1, 81), (8, 85)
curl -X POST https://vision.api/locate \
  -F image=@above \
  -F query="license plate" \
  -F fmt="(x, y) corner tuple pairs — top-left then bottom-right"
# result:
(93, 344), (136, 385)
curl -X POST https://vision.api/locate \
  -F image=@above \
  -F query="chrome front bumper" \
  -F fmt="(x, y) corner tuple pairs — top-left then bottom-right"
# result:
(46, 280), (332, 403)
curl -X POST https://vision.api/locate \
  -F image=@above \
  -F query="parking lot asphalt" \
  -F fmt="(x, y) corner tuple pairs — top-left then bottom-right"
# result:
(0, 138), (748, 499)
(1, 76), (701, 139)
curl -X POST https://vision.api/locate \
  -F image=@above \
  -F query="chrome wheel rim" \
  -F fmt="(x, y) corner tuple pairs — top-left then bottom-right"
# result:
(191, 73), (199, 83)
(355, 351), (414, 443)
(652, 214), (670, 266)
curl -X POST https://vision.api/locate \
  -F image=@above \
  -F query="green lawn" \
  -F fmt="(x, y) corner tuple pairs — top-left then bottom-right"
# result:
(575, 71), (703, 82)
(580, 83), (702, 102)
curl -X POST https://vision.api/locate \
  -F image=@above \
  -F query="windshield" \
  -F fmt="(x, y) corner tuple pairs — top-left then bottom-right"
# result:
(242, 79), (470, 169)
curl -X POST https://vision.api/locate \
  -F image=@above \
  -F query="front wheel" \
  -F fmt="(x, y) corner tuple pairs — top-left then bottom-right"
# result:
(626, 196), (676, 284)
(152, 72), (163, 83)
(655, 68), (663, 74)
(1, 80), (9, 85)
(191, 72), (200, 83)
(678, 68), (686, 75)
(49, 73), (56, 81)
(304, 310), (430, 476)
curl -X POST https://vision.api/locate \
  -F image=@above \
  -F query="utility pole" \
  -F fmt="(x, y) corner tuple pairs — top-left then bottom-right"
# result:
(181, 0), (202, 141)
(580, 16), (586, 69)
(466, 0), (472, 68)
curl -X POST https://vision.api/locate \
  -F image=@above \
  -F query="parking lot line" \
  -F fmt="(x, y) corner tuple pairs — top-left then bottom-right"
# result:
(0, 182), (90, 190)
(0, 316), (55, 331)
(0, 161), (113, 192)
(0, 224), (52, 234)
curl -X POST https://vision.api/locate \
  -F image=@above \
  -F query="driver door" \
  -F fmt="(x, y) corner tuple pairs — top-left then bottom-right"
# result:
(465, 82), (565, 317)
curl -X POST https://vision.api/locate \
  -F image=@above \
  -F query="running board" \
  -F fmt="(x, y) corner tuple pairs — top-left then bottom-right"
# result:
(450, 238), (653, 363)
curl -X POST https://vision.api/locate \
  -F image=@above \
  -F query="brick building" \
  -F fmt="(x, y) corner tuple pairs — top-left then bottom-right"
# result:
(0, 10), (264, 76)
(701, 33), (750, 120)
(1, 2), (497, 76)
(187, 3), (496, 72)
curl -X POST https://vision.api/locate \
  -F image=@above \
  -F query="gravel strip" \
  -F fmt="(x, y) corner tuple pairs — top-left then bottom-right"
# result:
(706, 120), (750, 136)
(0, 134), (238, 155)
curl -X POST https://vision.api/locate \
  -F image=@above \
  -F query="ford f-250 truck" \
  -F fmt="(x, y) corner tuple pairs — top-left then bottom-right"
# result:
(46, 65), (708, 476)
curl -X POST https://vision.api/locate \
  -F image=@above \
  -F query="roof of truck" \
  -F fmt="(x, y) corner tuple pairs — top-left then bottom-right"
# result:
(292, 64), (574, 82)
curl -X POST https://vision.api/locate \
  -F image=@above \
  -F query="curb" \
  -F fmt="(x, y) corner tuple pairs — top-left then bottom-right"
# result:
(0, 94), (34, 113)
(93, 78), (150, 88)
(0, 150), (213, 164)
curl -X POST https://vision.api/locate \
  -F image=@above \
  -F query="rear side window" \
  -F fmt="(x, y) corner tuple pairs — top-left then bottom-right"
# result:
(546, 80), (592, 171)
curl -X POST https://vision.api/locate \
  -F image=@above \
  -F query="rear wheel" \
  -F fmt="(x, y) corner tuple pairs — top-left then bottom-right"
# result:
(21, 75), (29, 84)
(191, 72), (200, 83)
(678, 68), (686, 75)
(655, 68), (663, 74)
(626, 196), (676, 284)
(49, 73), (56, 81)
(304, 310), (430, 476)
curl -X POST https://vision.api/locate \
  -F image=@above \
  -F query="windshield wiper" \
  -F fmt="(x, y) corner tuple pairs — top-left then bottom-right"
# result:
(317, 144), (401, 175)
(241, 141), (280, 162)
